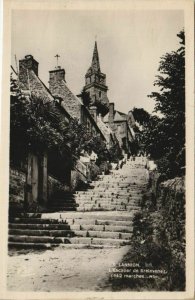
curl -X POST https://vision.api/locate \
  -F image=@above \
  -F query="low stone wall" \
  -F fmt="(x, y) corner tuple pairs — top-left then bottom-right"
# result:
(99, 161), (111, 175)
(88, 162), (100, 181)
(48, 175), (70, 203)
(157, 176), (185, 210)
(9, 168), (26, 211)
(71, 169), (87, 191)
(71, 160), (101, 190)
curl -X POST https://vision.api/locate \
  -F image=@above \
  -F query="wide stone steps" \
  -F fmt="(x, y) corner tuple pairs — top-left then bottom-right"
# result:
(9, 159), (149, 249)
(8, 210), (135, 249)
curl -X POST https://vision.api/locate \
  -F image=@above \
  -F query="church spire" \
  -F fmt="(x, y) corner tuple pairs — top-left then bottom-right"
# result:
(91, 41), (101, 72)
(83, 41), (109, 114)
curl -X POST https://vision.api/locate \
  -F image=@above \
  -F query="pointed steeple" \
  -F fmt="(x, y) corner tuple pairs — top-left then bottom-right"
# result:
(91, 41), (101, 72)
(83, 41), (109, 114)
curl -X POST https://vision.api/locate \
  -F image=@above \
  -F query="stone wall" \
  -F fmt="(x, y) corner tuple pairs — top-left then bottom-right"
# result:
(88, 162), (100, 181)
(71, 170), (87, 191)
(157, 177), (185, 210)
(48, 175), (70, 204)
(9, 168), (26, 211)
(71, 161), (88, 191)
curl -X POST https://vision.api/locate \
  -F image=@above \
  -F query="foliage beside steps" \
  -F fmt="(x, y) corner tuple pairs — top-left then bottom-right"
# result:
(109, 175), (185, 291)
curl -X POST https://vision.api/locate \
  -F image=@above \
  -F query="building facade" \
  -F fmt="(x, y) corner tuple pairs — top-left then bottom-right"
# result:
(9, 43), (136, 214)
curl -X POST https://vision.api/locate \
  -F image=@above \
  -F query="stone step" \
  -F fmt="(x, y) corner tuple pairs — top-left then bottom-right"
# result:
(47, 206), (77, 212)
(91, 183), (146, 186)
(76, 204), (140, 211)
(65, 218), (133, 226)
(9, 223), (71, 230)
(8, 242), (56, 250)
(8, 242), (119, 249)
(9, 221), (133, 230)
(74, 200), (140, 211)
(8, 235), (131, 246)
(70, 224), (133, 233)
(76, 204), (140, 210)
(9, 223), (133, 233)
(68, 237), (131, 246)
(9, 213), (42, 219)
(10, 218), (68, 224)
(74, 198), (142, 203)
(73, 230), (132, 240)
(9, 228), (130, 240)
(41, 212), (134, 221)
(9, 229), (75, 237)
(75, 191), (143, 196)
(75, 194), (142, 200)
(76, 188), (146, 194)
(9, 235), (69, 244)
(49, 199), (76, 204)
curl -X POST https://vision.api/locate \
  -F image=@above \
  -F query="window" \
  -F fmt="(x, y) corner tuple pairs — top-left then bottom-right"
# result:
(99, 91), (101, 98)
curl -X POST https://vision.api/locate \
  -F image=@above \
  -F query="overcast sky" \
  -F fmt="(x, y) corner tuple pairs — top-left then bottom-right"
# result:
(11, 9), (184, 114)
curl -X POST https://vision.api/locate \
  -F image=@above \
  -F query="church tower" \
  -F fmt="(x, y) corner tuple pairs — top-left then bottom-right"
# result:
(83, 42), (109, 115)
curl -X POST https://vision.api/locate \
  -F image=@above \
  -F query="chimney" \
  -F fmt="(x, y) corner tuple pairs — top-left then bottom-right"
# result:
(19, 55), (39, 89)
(109, 102), (114, 124)
(89, 106), (97, 122)
(49, 67), (66, 91)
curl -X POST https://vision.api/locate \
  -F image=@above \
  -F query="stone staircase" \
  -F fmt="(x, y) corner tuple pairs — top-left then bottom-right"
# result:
(8, 158), (149, 249)
(47, 191), (78, 212)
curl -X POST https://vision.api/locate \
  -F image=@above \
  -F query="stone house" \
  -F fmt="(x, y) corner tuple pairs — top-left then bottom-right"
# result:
(103, 102), (135, 156)
(10, 54), (111, 213)
(10, 55), (73, 213)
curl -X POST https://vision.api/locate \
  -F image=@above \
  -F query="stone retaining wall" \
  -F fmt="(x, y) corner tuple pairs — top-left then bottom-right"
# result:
(9, 168), (26, 210)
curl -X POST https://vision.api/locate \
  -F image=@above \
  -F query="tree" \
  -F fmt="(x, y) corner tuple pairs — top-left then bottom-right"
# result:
(132, 107), (151, 126)
(78, 88), (91, 107)
(147, 30), (185, 178)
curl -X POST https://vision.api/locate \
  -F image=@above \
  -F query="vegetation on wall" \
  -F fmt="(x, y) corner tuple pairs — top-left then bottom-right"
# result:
(109, 176), (185, 291)
(10, 76), (121, 170)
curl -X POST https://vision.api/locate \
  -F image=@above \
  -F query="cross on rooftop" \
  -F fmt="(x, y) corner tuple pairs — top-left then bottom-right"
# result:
(55, 54), (60, 68)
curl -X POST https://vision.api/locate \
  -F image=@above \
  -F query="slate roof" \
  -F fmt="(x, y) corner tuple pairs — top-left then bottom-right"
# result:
(103, 110), (127, 123)
(20, 69), (54, 104)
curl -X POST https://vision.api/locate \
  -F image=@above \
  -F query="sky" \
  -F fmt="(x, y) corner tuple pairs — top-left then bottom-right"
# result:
(11, 9), (184, 114)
